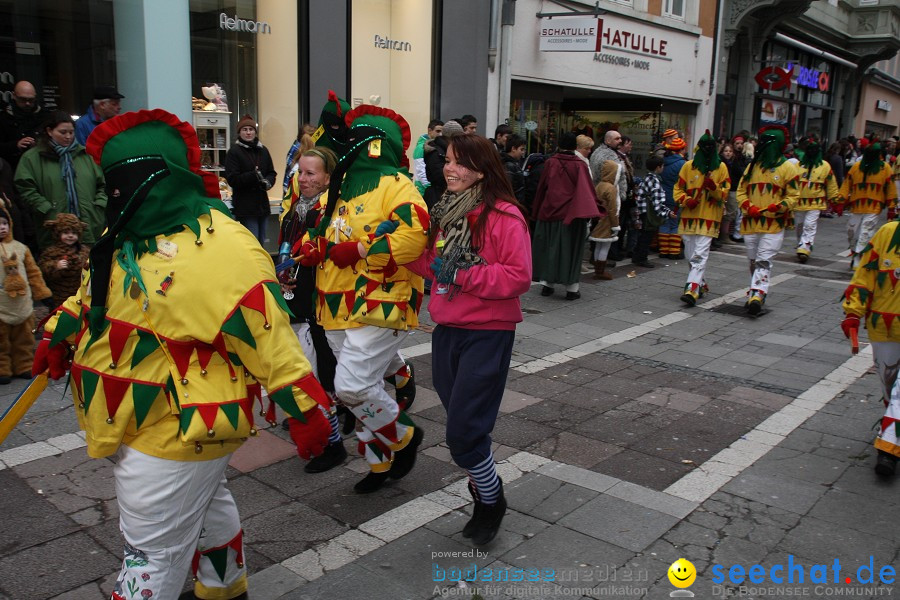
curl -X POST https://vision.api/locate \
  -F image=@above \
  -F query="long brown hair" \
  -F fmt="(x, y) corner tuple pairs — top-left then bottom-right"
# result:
(432, 134), (525, 247)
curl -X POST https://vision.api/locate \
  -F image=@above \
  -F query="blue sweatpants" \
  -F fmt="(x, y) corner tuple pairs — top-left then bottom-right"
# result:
(432, 326), (515, 469)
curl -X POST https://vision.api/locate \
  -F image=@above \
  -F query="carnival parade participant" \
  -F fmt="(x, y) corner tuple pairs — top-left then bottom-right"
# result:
(299, 104), (428, 493)
(736, 125), (800, 315)
(407, 134), (531, 545)
(842, 218), (900, 477)
(838, 141), (898, 269)
(34, 109), (331, 600)
(673, 130), (731, 306)
(793, 139), (839, 263)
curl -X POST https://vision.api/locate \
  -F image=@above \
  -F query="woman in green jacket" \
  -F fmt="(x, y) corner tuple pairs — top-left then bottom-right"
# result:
(14, 111), (106, 250)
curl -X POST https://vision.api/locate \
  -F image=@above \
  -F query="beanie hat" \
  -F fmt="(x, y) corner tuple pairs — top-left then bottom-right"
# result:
(666, 138), (687, 152)
(859, 137), (870, 150)
(663, 128), (679, 139)
(237, 114), (257, 132)
(45, 213), (87, 236)
(441, 120), (464, 137)
(731, 135), (745, 144)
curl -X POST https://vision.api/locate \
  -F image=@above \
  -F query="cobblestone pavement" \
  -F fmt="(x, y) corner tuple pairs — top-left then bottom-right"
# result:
(1, 216), (895, 600)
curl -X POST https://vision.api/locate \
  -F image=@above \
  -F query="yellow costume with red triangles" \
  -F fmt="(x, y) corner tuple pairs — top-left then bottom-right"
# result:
(843, 220), (900, 341)
(796, 162), (839, 212)
(674, 161), (730, 237)
(838, 161), (897, 214)
(46, 215), (326, 461)
(36, 109), (331, 600)
(736, 161), (800, 233)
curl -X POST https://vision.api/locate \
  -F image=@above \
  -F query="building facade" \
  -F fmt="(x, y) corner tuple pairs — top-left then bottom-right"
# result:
(717, 0), (900, 143)
(855, 53), (900, 140)
(485, 0), (720, 173)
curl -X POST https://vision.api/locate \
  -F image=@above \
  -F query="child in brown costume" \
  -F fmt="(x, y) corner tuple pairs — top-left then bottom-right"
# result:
(0, 207), (52, 383)
(38, 213), (90, 306)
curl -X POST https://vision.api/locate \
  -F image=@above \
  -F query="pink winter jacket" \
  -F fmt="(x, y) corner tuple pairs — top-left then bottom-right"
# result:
(407, 201), (532, 330)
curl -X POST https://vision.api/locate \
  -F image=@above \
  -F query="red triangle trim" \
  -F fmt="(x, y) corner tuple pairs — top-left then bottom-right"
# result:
(197, 404), (219, 430)
(101, 375), (131, 420)
(167, 340), (195, 378)
(107, 320), (133, 365)
(240, 284), (267, 321)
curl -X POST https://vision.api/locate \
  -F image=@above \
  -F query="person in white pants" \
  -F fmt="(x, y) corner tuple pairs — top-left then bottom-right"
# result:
(736, 125), (800, 315)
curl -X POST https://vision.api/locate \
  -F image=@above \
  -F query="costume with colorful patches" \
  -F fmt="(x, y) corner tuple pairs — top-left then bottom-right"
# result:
(35, 110), (330, 600)
(736, 126), (800, 314)
(837, 143), (898, 268)
(673, 131), (731, 306)
(302, 104), (428, 492)
(793, 141), (839, 262)
(843, 220), (900, 476)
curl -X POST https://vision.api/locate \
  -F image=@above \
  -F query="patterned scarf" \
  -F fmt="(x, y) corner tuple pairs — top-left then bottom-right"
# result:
(51, 139), (80, 216)
(430, 185), (485, 297)
(431, 184), (484, 262)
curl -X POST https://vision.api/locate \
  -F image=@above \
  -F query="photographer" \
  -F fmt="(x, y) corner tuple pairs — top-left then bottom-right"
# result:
(224, 114), (277, 243)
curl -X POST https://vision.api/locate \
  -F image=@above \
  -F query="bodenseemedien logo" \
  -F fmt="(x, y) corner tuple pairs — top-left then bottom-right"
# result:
(668, 558), (697, 597)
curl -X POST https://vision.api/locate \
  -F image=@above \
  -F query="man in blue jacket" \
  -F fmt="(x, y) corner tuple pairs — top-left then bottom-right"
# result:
(75, 86), (124, 145)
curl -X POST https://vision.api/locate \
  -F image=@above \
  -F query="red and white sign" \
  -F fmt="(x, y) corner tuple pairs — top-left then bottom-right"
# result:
(539, 16), (671, 59)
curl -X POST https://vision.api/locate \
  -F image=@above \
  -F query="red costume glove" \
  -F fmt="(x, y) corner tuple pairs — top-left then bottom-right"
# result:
(703, 177), (717, 191)
(298, 240), (323, 267)
(831, 203), (844, 217)
(287, 407), (331, 460)
(840, 314), (860, 339)
(329, 241), (364, 269)
(888, 207), (897, 221)
(685, 198), (699, 210)
(747, 205), (761, 218)
(767, 203), (781, 214)
(32, 332), (69, 379)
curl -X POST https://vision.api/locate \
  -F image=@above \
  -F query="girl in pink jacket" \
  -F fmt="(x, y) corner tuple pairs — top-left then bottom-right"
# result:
(407, 134), (532, 545)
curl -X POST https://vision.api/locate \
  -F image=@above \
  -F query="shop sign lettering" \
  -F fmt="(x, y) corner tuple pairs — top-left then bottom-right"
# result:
(539, 17), (600, 51)
(593, 53), (651, 70)
(789, 63), (829, 92)
(598, 19), (668, 57)
(374, 35), (412, 52)
(219, 13), (271, 34)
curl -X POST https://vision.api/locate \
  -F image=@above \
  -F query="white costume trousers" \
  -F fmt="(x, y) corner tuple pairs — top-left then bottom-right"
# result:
(326, 326), (414, 470)
(794, 210), (820, 252)
(111, 447), (245, 600)
(848, 213), (880, 268)
(682, 234), (713, 291)
(744, 231), (784, 298)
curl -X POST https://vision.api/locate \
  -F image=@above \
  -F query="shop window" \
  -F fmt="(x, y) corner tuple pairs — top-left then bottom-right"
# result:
(663, 0), (685, 20)
(189, 0), (259, 131)
(0, 0), (116, 114)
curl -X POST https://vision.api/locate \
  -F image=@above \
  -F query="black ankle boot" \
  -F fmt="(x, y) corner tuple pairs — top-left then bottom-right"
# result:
(354, 470), (390, 493)
(389, 427), (424, 479)
(470, 482), (507, 546)
(304, 440), (348, 473)
(338, 405), (356, 435)
(876, 451), (898, 477)
(462, 480), (482, 538)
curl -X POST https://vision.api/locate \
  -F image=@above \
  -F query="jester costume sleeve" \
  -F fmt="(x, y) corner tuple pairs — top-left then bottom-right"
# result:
(41, 109), (329, 461)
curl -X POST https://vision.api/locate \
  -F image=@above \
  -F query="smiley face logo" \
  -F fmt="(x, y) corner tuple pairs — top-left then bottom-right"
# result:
(668, 558), (696, 588)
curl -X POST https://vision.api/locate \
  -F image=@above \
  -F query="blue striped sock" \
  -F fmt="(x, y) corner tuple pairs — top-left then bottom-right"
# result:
(467, 454), (501, 505)
(322, 406), (342, 444)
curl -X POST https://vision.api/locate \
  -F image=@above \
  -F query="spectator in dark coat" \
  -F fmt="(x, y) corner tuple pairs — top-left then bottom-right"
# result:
(224, 114), (276, 244)
(500, 134), (526, 203)
(0, 81), (45, 169)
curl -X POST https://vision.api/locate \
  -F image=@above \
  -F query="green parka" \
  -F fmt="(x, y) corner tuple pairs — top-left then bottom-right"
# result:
(13, 140), (107, 249)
